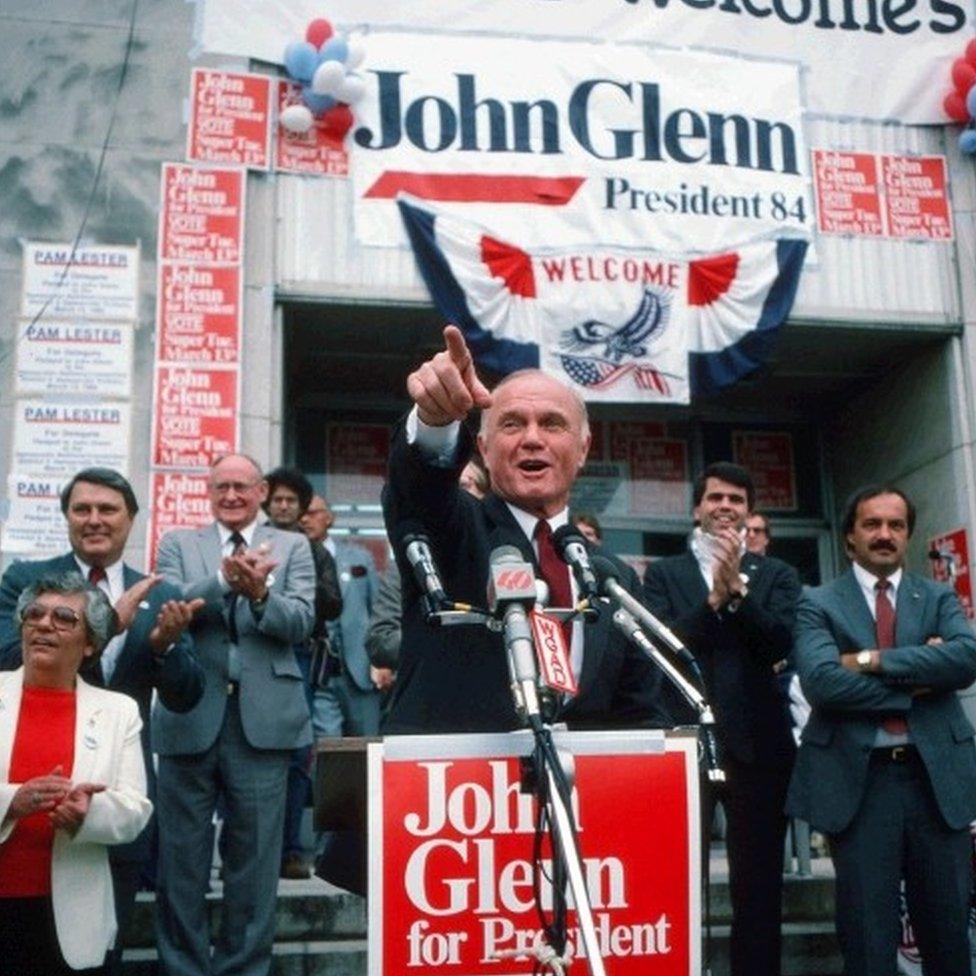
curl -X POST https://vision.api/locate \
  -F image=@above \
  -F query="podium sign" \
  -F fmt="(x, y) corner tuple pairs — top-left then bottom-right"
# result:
(369, 730), (699, 975)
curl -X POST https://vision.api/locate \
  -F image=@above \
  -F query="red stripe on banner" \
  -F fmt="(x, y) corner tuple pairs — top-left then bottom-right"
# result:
(480, 235), (536, 298)
(364, 171), (585, 204)
(687, 251), (740, 307)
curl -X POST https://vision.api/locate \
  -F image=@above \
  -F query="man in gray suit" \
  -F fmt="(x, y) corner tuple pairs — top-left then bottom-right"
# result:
(153, 454), (316, 976)
(301, 495), (392, 737)
(787, 484), (976, 976)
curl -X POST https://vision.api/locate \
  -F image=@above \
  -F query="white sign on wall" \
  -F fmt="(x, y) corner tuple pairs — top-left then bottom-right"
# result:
(14, 320), (134, 397)
(350, 34), (810, 253)
(12, 400), (131, 480)
(193, 0), (970, 123)
(21, 243), (140, 321)
(2, 474), (69, 556)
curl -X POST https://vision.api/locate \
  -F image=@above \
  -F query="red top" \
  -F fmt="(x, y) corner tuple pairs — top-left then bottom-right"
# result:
(0, 685), (76, 897)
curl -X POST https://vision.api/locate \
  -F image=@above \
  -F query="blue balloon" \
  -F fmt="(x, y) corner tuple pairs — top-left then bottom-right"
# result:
(301, 86), (337, 117)
(960, 129), (976, 155)
(319, 37), (349, 65)
(966, 85), (976, 120)
(284, 41), (318, 83)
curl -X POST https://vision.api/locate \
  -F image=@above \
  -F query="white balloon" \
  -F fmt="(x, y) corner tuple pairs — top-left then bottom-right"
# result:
(337, 73), (367, 104)
(312, 59), (345, 96)
(346, 39), (366, 69)
(280, 104), (313, 134)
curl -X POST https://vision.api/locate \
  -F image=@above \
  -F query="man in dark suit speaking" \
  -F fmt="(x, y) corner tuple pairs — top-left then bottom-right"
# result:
(382, 325), (673, 734)
(642, 462), (800, 976)
(787, 485), (976, 976)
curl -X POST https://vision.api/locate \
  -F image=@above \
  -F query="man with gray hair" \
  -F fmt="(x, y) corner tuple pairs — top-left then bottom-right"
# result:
(153, 453), (315, 976)
(381, 325), (672, 733)
(0, 466), (203, 974)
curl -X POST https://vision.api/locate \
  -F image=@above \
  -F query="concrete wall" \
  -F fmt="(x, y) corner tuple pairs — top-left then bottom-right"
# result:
(0, 0), (194, 566)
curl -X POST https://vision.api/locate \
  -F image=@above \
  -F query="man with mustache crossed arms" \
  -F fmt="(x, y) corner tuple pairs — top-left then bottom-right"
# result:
(787, 484), (976, 976)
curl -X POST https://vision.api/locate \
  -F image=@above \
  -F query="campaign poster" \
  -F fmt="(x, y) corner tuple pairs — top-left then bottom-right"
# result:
(13, 400), (130, 479)
(2, 473), (69, 557)
(21, 243), (139, 321)
(928, 527), (973, 618)
(187, 68), (272, 169)
(609, 422), (667, 462)
(275, 80), (351, 177)
(812, 150), (884, 238)
(152, 366), (238, 469)
(731, 430), (797, 511)
(160, 163), (245, 265)
(369, 731), (699, 976)
(145, 471), (214, 569)
(157, 263), (241, 364)
(881, 155), (953, 242)
(629, 438), (689, 517)
(14, 320), (134, 397)
(325, 423), (390, 505)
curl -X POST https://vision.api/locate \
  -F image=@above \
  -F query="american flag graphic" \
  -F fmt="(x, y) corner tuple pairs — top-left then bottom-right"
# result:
(560, 356), (672, 395)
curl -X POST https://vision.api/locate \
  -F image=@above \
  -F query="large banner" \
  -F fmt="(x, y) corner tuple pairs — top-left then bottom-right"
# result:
(369, 731), (699, 975)
(193, 0), (971, 123)
(399, 198), (807, 403)
(350, 34), (810, 253)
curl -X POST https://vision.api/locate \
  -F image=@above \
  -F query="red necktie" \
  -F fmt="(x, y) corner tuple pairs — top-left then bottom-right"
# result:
(876, 580), (908, 734)
(88, 566), (107, 587)
(227, 532), (247, 643)
(534, 520), (573, 637)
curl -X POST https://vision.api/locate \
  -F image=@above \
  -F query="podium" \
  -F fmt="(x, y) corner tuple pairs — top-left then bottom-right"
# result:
(315, 729), (700, 975)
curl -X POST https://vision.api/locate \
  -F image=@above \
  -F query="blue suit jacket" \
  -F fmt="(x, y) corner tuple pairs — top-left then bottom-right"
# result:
(0, 551), (204, 860)
(786, 568), (976, 833)
(329, 540), (378, 692)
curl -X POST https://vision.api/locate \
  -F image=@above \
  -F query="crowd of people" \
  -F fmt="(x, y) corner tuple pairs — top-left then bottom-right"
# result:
(0, 323), (973, 976)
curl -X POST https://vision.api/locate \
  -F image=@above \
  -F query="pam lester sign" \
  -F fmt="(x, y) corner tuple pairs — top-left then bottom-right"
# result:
(350, 33), (809, 253)
(369, 731), (699, 975)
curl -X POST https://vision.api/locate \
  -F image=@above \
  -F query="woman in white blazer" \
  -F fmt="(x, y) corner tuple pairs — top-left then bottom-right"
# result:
(0, 572), (152, 974)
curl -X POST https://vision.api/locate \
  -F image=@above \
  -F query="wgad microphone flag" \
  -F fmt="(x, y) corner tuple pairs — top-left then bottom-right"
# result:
(398, 197), (808, 404)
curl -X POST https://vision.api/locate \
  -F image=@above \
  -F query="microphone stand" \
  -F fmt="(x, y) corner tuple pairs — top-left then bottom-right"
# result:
(427, 602), (607, 975)
(609, 605), (725, 783)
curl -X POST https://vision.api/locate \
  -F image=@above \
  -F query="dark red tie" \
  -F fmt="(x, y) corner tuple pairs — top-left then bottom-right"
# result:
(876, 580), (908, 734)
(534, 520), (573, 617)
(227, 532), (246, 643)
(88, 566), (107, 587)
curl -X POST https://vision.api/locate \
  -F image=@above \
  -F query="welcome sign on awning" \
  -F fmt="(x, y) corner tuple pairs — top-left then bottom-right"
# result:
(399, 199), (807, 404)
(350, 34), (810, 253)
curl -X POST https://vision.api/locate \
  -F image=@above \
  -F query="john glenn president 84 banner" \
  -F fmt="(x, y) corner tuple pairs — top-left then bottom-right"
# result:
(351, 33), (810, 254)
(399, 199), (808, 404)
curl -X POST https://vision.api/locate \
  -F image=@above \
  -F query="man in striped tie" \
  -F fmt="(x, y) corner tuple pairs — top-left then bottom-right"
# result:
(787, 484), (976, 976)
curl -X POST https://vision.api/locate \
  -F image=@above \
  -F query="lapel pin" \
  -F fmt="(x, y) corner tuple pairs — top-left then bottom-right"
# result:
(138, 600), (150, 609)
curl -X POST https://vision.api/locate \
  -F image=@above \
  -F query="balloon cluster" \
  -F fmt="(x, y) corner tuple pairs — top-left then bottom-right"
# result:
(280, 17), (366, 136)
(943, 39), (976, 154)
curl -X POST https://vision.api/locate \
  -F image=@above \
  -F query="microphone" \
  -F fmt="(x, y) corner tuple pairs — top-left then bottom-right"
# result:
(487, 545), (542, 722)
(590, 555), (701, 677)
(397, 521), (448, 610)
(552, 525), (600, 601)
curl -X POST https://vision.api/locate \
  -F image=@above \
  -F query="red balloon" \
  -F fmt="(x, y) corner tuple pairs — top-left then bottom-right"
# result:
(944, 90), (969, 123)
(322, 104), (354, 142)
(952, 57), (976, 94)
(306, 18), (333, 49)
(966, 37), (976, 68)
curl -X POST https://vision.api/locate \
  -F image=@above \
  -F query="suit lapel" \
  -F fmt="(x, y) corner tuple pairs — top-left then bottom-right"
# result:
(0, 673), (24, 781)
(71, 676), (102, 783)
(483, 495), (535, 564)
(836, 569), (878, 649)
(196, 523), (223, 574)
(894, 573), (926, 647)
(674, 551), (708, 610)
(113, 563), (148, 689)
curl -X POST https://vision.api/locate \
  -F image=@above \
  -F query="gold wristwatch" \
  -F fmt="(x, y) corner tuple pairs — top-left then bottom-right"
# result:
(856, 649), (873, 672)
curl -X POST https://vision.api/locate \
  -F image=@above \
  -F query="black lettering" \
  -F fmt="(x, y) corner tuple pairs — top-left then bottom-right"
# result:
(353, 71), (405, 149)
(882, 0), (920, 31)
(664, 109), (708, 164)
(569, 79), (635, 160)
(404, 96), (457, 151)
(929, 0), (966, 32)
(772, 0), (812, 23)
(456, 74), (508, 152)
(706, 113), (754, 168)
(755, 120), (798, 174)
(512, 99), (561, 154)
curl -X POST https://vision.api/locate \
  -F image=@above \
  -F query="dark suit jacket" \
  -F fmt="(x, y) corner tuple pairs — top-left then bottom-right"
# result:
(0, 551), (204, 860)
(643, 548), (800, 765)
(382, 420), (674, 734)
(786, 569), (976, 834)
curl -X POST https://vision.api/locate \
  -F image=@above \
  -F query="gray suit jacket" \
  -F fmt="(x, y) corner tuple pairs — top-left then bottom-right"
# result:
(152, 521), (315, 754)
(329, 540), (378, 691)
(786, 568), (976, 833)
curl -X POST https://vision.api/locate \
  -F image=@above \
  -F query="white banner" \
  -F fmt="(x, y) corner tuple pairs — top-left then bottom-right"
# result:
(15, 320), (134, 397)
(21, 242), (140, 321)
(193, 0), (970, 123)
(351, 34), (810, 252)
(12, 400), (131, 479)
(2, 474), (69, 557)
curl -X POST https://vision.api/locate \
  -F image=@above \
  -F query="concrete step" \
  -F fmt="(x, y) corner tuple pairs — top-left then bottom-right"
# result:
(121, 860), (842, 975)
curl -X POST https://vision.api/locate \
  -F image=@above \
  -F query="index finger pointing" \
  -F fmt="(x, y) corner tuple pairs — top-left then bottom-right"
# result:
(443, 325), (471, 368)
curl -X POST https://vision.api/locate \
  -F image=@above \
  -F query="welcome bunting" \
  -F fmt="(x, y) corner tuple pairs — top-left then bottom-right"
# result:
(398, 198), (808, 404)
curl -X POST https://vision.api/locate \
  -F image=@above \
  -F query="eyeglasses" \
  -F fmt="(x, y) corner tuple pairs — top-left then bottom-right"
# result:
(745, 526), (768, 535)
(21, 603), (83, 630)
(211, 480), (261, 495)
